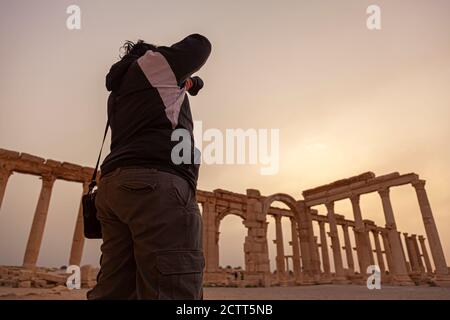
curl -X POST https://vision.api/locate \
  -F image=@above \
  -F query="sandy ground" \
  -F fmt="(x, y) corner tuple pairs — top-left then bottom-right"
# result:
(1, 285), (450, 300)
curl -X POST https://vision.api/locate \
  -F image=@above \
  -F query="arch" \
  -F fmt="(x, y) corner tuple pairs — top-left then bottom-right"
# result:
(216, 207), (246, 224)
(218, 214), (246, 271)
(263, 193), (298, 216)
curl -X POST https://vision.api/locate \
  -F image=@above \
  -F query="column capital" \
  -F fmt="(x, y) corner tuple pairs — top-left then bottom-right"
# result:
(40, 174), (56, 187)
(0, 165), (13, 177)
(412, 179), (426, 190)
(350, 194), (360, 204)
(378, 187), (390, 198)
(274, 214), (282, 222)
(418, 235), (426, 241)
(325, 201), (334, 212)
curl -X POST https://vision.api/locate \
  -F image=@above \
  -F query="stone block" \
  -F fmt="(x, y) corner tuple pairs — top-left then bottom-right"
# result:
(0, 279), (16, 287)
(33, 279), (48, 288)
(18, 281), (31, 288)
(36, 272), (68, 284)
(20, 153), (45, 163)
(0, 148), (20, 159)
(246, 189), (261, 198)
(0, 266), (8, 276)
(255, 228), (266, 237)
(18, 270), (34, 281)
(81, 265), (99, 283)
(256, 213), (266, 222)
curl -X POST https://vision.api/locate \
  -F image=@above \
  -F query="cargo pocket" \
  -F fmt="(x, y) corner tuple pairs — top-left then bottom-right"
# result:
(156, 250), (204, 300)
(119, 181), (157, 193)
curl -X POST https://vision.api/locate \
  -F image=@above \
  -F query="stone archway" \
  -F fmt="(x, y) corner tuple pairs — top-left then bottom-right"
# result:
(215, 208), (246, 270)
(262, 193), (316, 285)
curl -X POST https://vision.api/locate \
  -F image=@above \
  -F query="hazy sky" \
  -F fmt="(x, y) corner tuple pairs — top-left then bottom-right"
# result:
(1, 0), (450, 272)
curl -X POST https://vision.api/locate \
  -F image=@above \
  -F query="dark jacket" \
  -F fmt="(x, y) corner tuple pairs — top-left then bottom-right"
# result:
(100, 34), (212, 191)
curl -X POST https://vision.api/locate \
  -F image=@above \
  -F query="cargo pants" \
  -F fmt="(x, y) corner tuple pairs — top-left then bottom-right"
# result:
(86, 167), (204, 300)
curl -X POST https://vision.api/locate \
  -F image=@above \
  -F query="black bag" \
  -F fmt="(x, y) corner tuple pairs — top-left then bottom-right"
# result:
(82, 120), (109, 239)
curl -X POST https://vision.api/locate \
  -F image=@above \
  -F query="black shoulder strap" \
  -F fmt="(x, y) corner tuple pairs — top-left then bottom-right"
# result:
(88, 119), (109, 193)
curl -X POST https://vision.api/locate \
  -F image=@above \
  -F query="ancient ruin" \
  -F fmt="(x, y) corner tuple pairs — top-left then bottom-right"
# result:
(0, 148), (449, 288)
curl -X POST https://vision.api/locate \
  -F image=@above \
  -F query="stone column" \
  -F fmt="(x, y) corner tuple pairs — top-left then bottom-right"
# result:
(311, 235), (321, 280)
(372, 230), (386, 274)
(274, 215), (287, 284)
(397, 231), (410, 272)
(244, 189), (270, 287)
(350, 195), (370, 274)
(418, 235), (433, 275)
(0, 166), (13, 211)
(325, 201), (346, 282)
(305, 208), (321, 280)
(378, 188), (412, 284)
(341, 223), (355, 273)
(403, 233), (417, 272)
(23, 174), (56, 268)
(318, 220), (331, 277)
(410, 235), (425, 274)
(381, 230), (394, 273)
(296, 206), (316, 283)
(289, 217), (302, 282)
(203, 199), (219, 273)
(365, 227), (375, 265)
(412, 180), (450, 281)
(69, 181), (90, 266)
(405, 235), (421, 273)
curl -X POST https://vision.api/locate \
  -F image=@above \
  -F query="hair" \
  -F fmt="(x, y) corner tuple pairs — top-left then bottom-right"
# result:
(119, 40), (157, 59)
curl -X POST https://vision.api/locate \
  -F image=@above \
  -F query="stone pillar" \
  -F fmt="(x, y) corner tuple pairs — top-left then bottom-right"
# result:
(285, 256), (290, 274)
(378, 188), (413, 285)
(203, 198), (219, 273)
(381, 230), (394, 273)
(244, 189), (270, 287)
(69, 181), (90, 266)
(418, 235), (433, 275)
(273, 215), (287, 285)
(412, 180), (450, 282)
(0, 166), (13, 211)
(318, 221), (331, 277)
(325, 201), (346, 282)
(350, 195), (370, 274)
(406, 235), (421, 273)
(23, 174), (56, 268)
(365, 227), (375, 265)
(289, 217), (302, 282)
(297, 205), (318, 284)
(341, 223), (355, 273)
(313, 235), (321, 273)
(403, 233), (418, 272)
(410, 235), (425, 274)
(372, 230), (386, 274)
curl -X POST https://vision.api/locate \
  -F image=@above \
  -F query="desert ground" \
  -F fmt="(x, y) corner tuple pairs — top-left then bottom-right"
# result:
(1, 285), (450, 300)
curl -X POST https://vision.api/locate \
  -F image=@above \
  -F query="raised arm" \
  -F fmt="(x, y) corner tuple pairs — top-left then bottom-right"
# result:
(156, 33), (212, 84)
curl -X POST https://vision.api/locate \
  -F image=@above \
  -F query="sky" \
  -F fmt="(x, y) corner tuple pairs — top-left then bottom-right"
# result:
(0, 0), (450, 272)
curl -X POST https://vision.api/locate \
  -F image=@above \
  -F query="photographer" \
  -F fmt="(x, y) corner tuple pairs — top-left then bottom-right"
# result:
(87, 34), (211, 300)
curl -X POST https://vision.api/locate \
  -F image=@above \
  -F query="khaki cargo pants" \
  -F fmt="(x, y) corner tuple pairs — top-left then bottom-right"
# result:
(87, 167), (204, 300)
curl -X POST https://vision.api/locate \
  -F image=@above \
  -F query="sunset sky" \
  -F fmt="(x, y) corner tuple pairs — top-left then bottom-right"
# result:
(1, 0), (450, 272)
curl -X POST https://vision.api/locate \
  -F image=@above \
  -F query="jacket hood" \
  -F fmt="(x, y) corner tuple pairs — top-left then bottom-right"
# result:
(105, 54), (138, 92)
